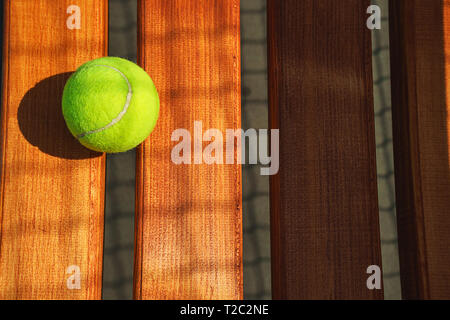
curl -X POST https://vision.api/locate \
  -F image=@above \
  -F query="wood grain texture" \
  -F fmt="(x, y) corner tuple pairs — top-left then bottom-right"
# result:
(390, 0), (450, 299)
(0, 0), (107, 299)
(268, 0), (383, 299)
(134, 0), (242, 299)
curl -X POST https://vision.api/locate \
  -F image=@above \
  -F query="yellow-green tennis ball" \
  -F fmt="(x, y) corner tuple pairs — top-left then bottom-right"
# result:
(62, 57), (160, 153)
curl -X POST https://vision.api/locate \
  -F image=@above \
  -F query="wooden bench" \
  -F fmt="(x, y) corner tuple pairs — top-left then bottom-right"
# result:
(0, 0), (449, 300)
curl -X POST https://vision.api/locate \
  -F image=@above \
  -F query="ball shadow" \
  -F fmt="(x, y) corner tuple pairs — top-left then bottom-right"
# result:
(18, 73), (102, 159)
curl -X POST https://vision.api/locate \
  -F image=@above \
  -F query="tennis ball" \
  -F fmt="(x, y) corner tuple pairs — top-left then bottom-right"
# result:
(62, 57), (160, 153)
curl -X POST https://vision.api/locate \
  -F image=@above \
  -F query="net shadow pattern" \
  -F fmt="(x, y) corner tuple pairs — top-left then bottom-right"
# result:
(371, 0), (401, 300)
(241, 0), (402, 300)
(102, 0), (401, 300)
(241, 0), (271, 300)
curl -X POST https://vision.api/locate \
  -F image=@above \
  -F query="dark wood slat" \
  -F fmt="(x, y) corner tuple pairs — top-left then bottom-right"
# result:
(268, 0), (383, 299)
(389, 0), (450, 299)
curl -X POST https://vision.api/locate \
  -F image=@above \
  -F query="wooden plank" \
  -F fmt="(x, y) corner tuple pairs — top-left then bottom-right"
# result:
(0, 0), (107, 299)
(389, 0), (450, 299)
(134, 0), (242, 299)
(268, 0), (383, 299)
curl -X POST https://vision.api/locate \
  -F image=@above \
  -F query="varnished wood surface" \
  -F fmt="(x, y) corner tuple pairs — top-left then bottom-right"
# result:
(134, 0), (242, 299)
(0, 0), (107, 299)
(390, 0), (450, 299)
(268, 0), (383, 299)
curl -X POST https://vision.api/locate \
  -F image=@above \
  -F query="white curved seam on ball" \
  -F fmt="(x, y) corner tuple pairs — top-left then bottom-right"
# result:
(76, 64), (132, 139)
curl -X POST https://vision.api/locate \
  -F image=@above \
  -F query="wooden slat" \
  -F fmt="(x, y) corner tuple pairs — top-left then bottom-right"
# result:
(268, 0), (383, 299)
(0, 0), (107, 299)
(389, 0), (450, 299)
(134, 0), (242, 299)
